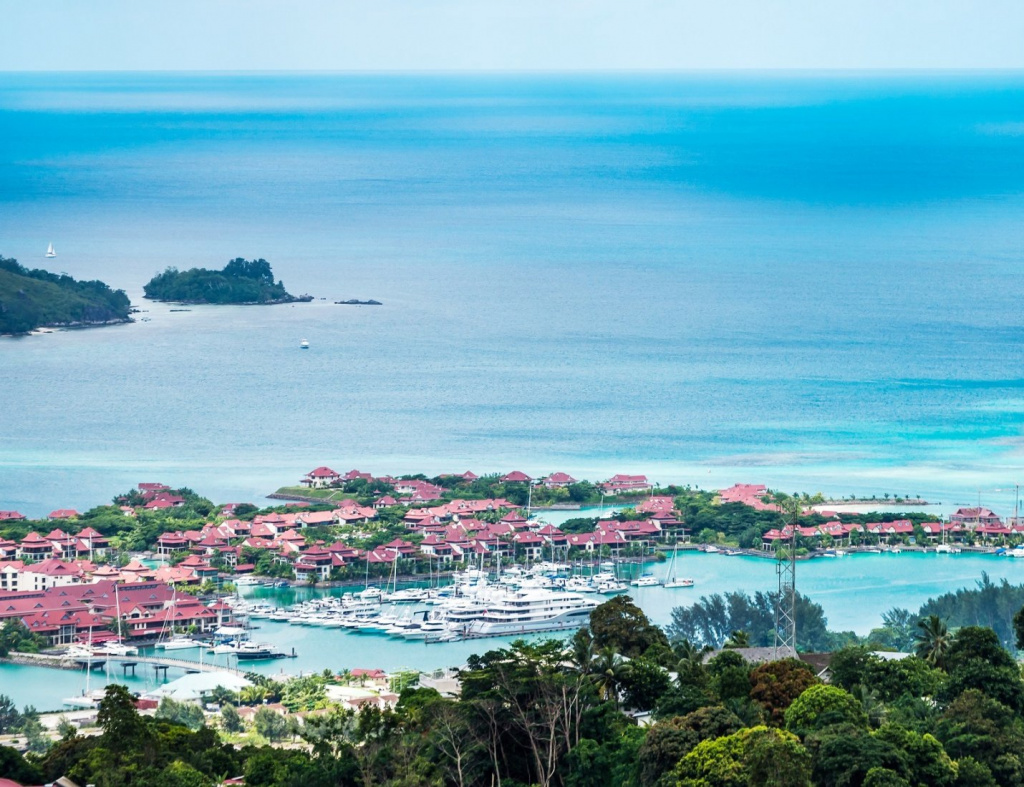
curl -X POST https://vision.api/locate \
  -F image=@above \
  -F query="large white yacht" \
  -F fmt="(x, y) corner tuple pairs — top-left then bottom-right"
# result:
(462, 589), (598, 638)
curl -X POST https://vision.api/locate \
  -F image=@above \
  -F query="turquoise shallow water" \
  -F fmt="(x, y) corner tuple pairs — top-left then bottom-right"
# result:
(2, 74), (1024, 515)
(3, 551), (1022, 710)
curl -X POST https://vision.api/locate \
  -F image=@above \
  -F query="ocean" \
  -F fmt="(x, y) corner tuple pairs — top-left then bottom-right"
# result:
(2, 73), (1024, 516)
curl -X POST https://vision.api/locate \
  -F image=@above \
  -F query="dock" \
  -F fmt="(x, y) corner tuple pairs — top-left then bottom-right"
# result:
(9, 651), (248, 678)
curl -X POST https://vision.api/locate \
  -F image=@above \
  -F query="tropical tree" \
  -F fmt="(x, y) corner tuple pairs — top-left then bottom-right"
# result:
(220, 704), (244, 734)
(724, 630), (751, 648)
(591, 647), (630, 705)
(784, 684), (869, 735)
(914, 615), (951, 668)
(253, 707), (288, 742)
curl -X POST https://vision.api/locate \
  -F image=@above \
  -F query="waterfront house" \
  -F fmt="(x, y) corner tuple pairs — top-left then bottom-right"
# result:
(950, 507), (1003, 530)
(0, 580), (212, 645)
(0, 540), (15, 560)
(638, 496), (676, 515)
(542, 472), (577, 488)
(48, 509), (80, 520)
(0, 511), (25, 521)
(512, 531), (545, 560)
(717, 483), (782, 512)
(366, 547), (400, 564)
(976, 523), (1014, 541)
(301, 466), (341, 488)
(419, 534), (458, 562)
(919, 522), (960, 542)
(382, 538), (418, 556)
(536, 524), (568, 547)
(600, 474), (652, 495)
(500, 471), (533, 483)
(293, 544), (333, 582)
(341, 469), (373, 482)
(500, 511), (530, 529)
(867, 521), (915, 543)
(374, 495), (398, 509)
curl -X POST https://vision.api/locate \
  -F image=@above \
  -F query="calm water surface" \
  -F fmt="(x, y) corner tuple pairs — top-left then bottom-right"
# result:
(2, 74), (1024, 515)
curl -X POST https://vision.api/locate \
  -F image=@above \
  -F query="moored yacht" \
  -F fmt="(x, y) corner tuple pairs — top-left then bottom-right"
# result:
(463, 589), (598, 638)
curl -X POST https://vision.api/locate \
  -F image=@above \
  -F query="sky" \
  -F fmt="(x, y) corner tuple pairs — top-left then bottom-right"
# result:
(3, 0), (1024, 72)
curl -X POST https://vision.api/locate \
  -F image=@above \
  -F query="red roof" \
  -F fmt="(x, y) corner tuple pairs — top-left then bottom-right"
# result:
(48, 509), (80, 519)
(306, 466), (339, 478)
(0, 511), (25, 521)
(500, 471), (532, 483)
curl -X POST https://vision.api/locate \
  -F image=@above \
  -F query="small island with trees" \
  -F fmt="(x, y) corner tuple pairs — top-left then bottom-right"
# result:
(0, 255), (132, 335)
(143, 257), (312, 305)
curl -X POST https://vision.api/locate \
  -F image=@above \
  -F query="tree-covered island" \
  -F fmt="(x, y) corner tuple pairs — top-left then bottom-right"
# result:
(143, 257), (312, 305)
(0, 256), (132, 335)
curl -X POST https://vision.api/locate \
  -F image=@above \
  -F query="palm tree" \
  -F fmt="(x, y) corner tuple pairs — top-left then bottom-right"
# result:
(673, 640), (711, 689)
(724, 630), (751, 649)
(914, 615), (951, 668)
(590, 647), (630, 705)
(570, 628), (596, 676)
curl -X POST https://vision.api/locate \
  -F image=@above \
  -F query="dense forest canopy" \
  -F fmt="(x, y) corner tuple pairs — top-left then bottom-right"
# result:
(143, 257), (309, 304)
(0, 256), (131, 334)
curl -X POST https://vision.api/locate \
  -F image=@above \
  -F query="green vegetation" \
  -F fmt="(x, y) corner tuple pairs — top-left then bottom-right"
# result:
(666, 589), (845, 651)
(0, 255), (131, 334)
(0, 620), (48, 657)
(8, 598), (1024, 786)
(143, 257), (310, 304)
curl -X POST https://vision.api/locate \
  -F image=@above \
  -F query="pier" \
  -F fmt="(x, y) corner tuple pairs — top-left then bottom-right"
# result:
(8, 651), (248, 678)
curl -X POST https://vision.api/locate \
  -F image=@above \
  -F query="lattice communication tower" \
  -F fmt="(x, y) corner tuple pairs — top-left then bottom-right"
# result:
(773, 508), (798, 658)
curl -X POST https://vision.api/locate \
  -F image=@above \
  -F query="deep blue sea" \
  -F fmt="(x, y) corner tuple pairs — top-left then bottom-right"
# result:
(3, 73), (1024, 516)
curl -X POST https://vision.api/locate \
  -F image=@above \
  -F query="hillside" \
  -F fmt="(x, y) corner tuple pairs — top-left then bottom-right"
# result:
(143, 257), (311, 304)
(0, 256), (132, 334)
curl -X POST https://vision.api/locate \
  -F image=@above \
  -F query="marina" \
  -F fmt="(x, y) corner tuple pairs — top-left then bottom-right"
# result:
(4, 548), (1022, 711)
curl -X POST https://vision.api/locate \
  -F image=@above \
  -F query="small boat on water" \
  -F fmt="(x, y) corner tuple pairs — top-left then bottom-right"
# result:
(232, 642), (285, 660)
(156, 635), (201, 651)
(300, 339), (309, 349)
(630, 574), (662, 588)
(46, 242), (56, 258)
(664, 544), (694, 589)
(96, 641), (138, 656)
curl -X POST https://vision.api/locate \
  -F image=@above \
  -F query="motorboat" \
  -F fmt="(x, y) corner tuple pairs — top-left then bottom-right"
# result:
(630, 574), (661, 587)
(462, 589), (598, 638)
(96, 641), (138, 656)
(232, 642), (283, 660)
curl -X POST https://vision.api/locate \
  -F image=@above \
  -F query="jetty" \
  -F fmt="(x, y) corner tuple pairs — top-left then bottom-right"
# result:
(9, 651), (248, 679)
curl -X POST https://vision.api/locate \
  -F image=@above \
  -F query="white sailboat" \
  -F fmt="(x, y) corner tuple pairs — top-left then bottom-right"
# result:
(46, 242), (56, 259)
(664, 544), (695, 588)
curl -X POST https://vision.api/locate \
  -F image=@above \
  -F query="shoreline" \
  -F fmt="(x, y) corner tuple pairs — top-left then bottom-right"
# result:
(1, 317), (134, 338)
